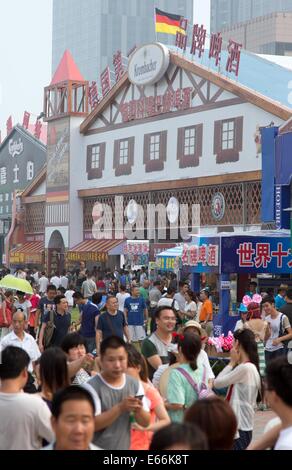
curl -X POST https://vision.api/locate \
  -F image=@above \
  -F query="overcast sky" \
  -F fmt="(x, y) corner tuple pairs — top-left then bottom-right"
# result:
(0, 0), (210, 137)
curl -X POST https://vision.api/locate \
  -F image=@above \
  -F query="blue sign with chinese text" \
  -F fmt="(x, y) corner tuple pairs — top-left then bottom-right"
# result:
(221, 236), (292, 274)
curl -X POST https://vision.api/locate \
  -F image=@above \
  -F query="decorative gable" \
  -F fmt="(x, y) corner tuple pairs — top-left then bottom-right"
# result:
(86, 63), (243, 134)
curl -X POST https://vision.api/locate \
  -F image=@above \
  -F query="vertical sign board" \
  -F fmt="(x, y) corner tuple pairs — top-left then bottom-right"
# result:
(46, 118), (70, 193)
(261, 127), (278, 223)
(275, 185), (282, 229)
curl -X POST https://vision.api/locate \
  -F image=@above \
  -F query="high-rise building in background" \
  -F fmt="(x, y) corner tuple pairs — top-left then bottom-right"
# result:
(211, 0), (292, 55)
(211, 0), (292, 33)
(52, 0), (193, 82)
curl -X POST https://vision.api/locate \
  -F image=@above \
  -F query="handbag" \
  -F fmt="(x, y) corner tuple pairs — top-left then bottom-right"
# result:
(43, 309), (56, 349)
(176, 365), (215, 400)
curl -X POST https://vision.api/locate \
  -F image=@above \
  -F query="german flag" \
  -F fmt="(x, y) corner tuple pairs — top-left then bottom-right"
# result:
(155, 8), (185, 36)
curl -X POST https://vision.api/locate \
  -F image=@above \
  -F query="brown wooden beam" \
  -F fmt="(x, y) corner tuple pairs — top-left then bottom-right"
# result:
(78, 171), (261, 198)
(23, 196), (46, 204)
(170, 53), (292, 121)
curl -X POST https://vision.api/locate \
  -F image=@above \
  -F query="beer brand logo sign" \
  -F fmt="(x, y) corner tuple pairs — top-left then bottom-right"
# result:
(9, 138), (24, 158)
(128, 43), (170, 86)
(211, 193), (225, 221)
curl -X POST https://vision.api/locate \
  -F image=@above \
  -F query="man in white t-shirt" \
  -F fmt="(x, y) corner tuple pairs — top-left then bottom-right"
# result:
(262, 296), (292, 363)
(158, 287), (180, 311)
(50, 272), (61, 289)
(265, 356), (292, 450)
(32, 269), (39, 285)
(116, 285), (130, 312)
(81, 272), (97, 299)
(0, 346), (54, 450)
(0, 310), (41, 393)
(38, 272), (49, 295)
(174, 281), (188, 313)
(60, 271), (69, 290)
(65, 287), (75, 312)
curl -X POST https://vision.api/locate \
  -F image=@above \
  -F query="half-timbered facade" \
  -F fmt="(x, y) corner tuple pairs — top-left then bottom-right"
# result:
(72, 48), (291, 249)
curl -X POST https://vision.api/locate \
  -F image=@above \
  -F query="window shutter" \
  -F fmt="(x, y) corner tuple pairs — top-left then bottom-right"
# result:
(143, 134), (150, 164)
(86, 146), (92, 172)
(177, 127), (185, 161)
(196, 124), (203, 158)
(127, 137), (134, 166)
(99, 143), (106, 171)
(160, 131), (167, 162)
(113, 140), (120, 169)
(214, 120), (222, 155)
(235, 117), (243, 152)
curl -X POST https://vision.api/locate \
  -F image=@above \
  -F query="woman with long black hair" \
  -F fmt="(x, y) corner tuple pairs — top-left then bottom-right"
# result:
(214, 329), (261, 450)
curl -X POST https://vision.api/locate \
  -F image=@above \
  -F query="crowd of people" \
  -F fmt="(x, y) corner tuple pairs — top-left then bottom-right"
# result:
(0, 264), (292, 451)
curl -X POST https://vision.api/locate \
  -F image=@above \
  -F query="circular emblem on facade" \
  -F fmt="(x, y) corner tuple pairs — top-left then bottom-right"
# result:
(167, 197), (179, 224)
(128, 43), (170, 86)
(211, 193), (225, 221)
(126, 200), (138, 224)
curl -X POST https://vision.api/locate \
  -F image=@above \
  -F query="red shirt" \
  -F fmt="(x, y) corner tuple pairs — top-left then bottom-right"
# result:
(96, 281), (106, 290)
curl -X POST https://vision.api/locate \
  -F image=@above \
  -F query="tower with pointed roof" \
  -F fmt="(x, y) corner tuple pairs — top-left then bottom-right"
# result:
(43, 50), (89, 274)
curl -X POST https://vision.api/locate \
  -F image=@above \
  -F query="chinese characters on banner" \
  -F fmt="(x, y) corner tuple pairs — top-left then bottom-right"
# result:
(6, 116), (13, 136)
(89, 82), (99, 110)
(190, 24), (207, 58)
(175, 18), (188, 51)
(175, 16), (241, 77)
(181, 244), (219, 267)
(34, 119), (42, 139)
(113, 50), (125, 82)
(124, 243), (149, 255)
(120, 87), (192, 123)
(209, 32), (223, 67)
(236, 242), (292, 270)
(226, 40), (242, 77)
(0, 167), (7, 185)
(157, 257), (177, 271)
(100, 67), (111, 97)
(67, 252), (108, 263)
(22, 111), (30, 130)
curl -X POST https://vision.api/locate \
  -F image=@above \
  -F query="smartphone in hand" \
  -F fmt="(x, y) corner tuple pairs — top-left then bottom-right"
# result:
(135, 395), (144, 401)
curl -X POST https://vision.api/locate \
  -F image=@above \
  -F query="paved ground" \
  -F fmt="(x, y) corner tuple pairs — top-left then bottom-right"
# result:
(252, 410), (276, 441)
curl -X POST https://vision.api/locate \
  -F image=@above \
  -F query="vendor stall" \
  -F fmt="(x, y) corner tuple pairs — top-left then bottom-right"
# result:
(157, 230), (292, 335)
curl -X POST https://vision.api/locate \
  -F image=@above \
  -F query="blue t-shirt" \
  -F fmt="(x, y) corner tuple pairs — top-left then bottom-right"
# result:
(97, 311), (126, 340)
(79, 301), (100, 338)
(275, 295), (286, 310)
(124, 297), (146, 326)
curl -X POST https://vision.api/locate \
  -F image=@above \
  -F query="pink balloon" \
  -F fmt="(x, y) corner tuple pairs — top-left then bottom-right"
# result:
(242, 295), (252, 307)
